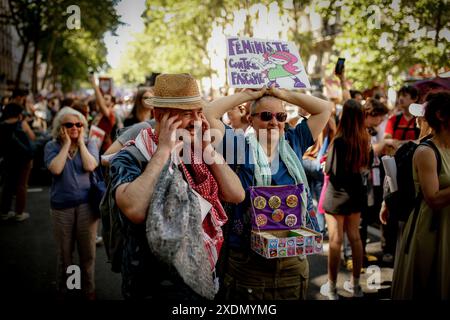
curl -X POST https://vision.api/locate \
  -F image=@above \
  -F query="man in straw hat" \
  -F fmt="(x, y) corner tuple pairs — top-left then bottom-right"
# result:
(108, 73), (245, 299)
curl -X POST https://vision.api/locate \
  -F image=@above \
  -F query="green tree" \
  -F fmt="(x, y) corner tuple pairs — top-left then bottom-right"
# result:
(1, 0), (122, 93)
(316, 0), (450, 90)
(114, 0), (317, 89)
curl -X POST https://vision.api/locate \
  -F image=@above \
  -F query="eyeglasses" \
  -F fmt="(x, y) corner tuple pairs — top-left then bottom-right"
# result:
(62, 122), (83, 128)
(251, 111), (287, 122)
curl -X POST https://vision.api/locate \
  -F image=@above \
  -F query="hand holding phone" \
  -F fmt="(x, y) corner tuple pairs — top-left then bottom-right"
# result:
(335, 58), (345, 76)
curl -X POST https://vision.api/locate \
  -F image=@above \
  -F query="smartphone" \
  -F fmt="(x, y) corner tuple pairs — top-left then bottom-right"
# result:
(335, 58), (345, 75)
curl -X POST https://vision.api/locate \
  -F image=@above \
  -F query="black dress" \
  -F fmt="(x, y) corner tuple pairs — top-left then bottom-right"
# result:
(324, 137), (369, 215)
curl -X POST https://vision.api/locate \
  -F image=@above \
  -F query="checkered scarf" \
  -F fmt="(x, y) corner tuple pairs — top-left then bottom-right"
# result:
(132, 127), (227, 270)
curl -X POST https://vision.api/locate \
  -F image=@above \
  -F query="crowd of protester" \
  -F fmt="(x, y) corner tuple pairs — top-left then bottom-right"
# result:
(0, 67), (448, 301)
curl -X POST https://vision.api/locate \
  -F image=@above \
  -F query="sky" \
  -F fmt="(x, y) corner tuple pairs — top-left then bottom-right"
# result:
(104, 0), (146, 69)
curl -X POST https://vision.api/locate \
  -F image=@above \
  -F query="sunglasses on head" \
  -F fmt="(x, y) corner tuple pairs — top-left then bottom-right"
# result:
(251, 111), (287, 122)
(62, 122), (83, 128)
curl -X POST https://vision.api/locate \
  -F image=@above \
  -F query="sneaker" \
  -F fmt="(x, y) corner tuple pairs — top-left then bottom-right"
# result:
(382, 253), (394, 264)
(1, 211), (15, 221)
(320, 282), (339, 300)
(95, 236), (103, 246)
(14, 212), (30, 222)
(343, 280), (364, 298)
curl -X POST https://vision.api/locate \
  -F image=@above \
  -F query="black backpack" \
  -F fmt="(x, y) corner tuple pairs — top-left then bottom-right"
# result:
(0, 121), (34, 160)
(100, 144), (147, 273)
(384, 138), (442, 222)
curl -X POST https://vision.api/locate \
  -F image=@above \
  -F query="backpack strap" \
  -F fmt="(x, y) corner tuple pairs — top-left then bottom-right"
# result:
(123, 144), (148, 170)
(393, 113), (402, 137)
(420, 140), (442, 175)
(404, 139), (442, 254)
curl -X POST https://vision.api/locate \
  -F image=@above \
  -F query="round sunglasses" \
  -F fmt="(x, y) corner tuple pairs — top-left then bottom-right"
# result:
(62, 122), (83, 128)
(251, 111), (287, 122)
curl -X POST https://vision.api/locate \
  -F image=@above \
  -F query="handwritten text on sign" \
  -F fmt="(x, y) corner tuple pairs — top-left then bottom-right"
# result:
(226, 37), (310, 89)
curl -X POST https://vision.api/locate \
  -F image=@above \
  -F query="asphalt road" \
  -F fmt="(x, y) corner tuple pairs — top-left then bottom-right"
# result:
(0, 185), (393, 301)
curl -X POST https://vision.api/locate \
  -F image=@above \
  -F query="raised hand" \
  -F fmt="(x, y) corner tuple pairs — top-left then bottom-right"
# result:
(241, 88), (266, 101)
(60, 127), (71, 146)
(77, 126), (85, 146)
(267, 85), (285, 99)
(157, 113), (183, 155)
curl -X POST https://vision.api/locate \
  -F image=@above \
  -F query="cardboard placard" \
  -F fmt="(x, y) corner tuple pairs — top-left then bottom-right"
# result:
(226, 36), (311, 89)
(98, 77), (113, 96)
(89, 125), (105, 150)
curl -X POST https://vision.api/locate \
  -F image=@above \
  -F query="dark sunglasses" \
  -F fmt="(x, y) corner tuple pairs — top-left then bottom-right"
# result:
(62, 122), (83, 128)
(251, 111), (287, 122)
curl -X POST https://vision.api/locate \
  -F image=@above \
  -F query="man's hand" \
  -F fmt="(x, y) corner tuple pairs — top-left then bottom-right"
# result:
(157, 113), (183, 155)
(199, 113), (212, 150)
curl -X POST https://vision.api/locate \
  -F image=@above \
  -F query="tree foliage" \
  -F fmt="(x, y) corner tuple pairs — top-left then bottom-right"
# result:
(1, 0), (122, 92)
(113, 0), (315, 87)
(316, 0), (450, 90)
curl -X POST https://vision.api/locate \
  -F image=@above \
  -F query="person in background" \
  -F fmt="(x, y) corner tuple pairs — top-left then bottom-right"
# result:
(89, 75), (117, 154)
(392, 91), (450, 299)
(302, 92), (336, 235)
(226, 102), (252, 134)
(320, 99), (371, 300)
(381, 85), (421, 264)
(350, 90), (363, 103)
(123, 88), (154, 127)
(44, 107), (99, 300)
(0, 103), (35, 222)
(343, 98), (396, 271)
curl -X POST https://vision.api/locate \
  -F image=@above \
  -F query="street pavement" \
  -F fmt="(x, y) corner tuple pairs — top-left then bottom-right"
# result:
(0, 185), (394, 301)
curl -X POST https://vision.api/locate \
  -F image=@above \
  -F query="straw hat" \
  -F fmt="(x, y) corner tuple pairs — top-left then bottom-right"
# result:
(144, 73), (206, 110)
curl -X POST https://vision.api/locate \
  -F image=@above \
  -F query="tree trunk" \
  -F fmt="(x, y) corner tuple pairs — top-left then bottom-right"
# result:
(31, 40), (39, 95)
(14, 40), (30, 90)
(41, 35), (56, 90)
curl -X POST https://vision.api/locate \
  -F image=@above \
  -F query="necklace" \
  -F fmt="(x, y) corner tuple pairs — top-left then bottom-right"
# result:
(68, 147), (78, 158)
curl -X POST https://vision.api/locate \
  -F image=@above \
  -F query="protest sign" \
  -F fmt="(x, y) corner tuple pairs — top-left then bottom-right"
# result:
(89, 125), (105, 150)
(226, 36), (311, 89)
(98, 77), (113, 96)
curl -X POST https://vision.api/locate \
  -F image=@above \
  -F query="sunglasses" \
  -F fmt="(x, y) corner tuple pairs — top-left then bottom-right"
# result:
(251, 111), (287, 122)
(62, 122), (83, 128)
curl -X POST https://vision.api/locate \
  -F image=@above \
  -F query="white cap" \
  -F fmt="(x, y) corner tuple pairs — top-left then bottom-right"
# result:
(409, 103), (426, 117)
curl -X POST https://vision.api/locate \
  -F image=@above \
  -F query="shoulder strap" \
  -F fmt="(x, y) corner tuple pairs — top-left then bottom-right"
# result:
(419, 140), (442, 174)
(123, 144), (148, 169)
(393, 113), (403, 134)
(404, 139), (442, 253)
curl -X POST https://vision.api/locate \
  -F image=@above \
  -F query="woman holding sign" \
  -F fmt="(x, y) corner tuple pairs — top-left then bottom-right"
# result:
(205, 87), (332, 300)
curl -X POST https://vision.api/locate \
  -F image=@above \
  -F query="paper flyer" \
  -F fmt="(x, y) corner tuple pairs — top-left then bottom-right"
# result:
(381, 155), (398, 192)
